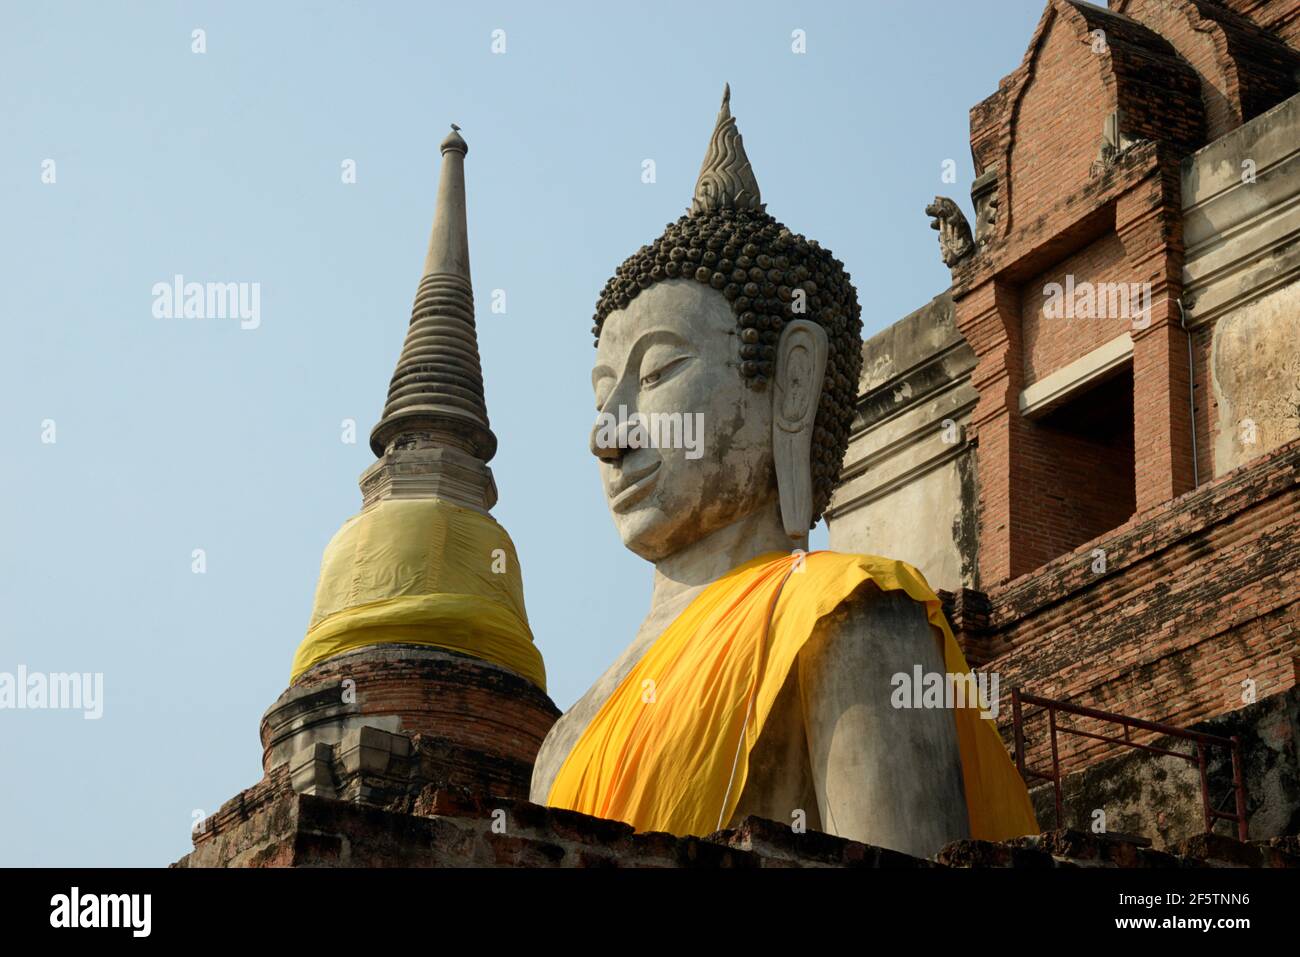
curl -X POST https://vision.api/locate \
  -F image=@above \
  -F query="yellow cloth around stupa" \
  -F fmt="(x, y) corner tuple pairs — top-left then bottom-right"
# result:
(547, 550), (1037, 841)
(289, 497), (545, 690)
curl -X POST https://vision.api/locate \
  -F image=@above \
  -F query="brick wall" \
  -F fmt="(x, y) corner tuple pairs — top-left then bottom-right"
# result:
(952, 1), (1213, 584)
(960, 439), (1300, 775)
(261, 645), (560, 778)
(1220, 0), (1300, 50)
(1020, 231), (1138, 386)
(1116, 0), (1300, 140)
(1120, 0), (1249, 139)
(1007, 11), (1109, 229)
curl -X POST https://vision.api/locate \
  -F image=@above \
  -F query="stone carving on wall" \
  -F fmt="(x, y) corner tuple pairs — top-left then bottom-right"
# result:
(971, 167), (999, 248)
(1091, 109), (1140, 175)
(926, 196), (976, 267)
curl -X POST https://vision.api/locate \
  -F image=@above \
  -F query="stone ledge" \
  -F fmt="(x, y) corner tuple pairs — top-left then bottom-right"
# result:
(176, 782), (1287, 868)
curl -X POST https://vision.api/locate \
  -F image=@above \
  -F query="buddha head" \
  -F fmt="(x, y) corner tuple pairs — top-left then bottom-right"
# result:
(589, 86), (862, 562)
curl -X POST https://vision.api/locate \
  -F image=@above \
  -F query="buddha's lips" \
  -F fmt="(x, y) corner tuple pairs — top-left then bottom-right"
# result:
(608, 460), (662, 512)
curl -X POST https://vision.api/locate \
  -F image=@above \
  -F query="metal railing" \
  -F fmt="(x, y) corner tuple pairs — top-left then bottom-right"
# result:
(1010, 688), (1248, 841)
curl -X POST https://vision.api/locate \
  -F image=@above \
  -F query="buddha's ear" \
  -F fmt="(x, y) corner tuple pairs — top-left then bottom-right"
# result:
(773, 319), (829, 545)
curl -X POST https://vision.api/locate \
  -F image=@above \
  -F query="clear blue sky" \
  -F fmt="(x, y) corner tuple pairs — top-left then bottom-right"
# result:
(1, 0), (1050, 865)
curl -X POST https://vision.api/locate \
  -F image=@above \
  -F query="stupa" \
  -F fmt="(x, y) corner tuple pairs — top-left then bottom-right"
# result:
(258, 126), (558, 805)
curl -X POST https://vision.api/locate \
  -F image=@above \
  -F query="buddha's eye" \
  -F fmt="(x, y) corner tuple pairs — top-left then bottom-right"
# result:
(640, 354), (689, 390)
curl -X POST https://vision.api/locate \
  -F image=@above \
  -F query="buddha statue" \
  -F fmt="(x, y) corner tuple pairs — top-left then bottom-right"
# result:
(530, 86), (1035, 858)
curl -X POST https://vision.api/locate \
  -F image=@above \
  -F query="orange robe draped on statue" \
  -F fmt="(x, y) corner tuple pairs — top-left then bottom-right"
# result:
(547, 550), (1038, 841)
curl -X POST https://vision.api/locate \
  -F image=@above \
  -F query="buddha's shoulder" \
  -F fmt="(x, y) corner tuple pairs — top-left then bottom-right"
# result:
(797, 570), (934, 648)
(792, 552), (934, 608)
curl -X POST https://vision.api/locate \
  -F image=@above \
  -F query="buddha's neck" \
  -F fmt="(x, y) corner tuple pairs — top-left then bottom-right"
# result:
(647, 504), (798, 624)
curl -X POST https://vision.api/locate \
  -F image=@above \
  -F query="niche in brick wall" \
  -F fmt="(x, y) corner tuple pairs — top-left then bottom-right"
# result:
(1018, 367), (1136, 571)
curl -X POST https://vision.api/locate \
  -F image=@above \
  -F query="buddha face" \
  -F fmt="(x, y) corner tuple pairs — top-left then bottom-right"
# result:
(590, 280), (778, 561)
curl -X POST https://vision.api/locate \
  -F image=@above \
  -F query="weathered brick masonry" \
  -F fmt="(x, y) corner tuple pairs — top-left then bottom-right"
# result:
(259, 645), (559, 789)
(947, 0), (1299, 795)
(948, 437), (1299, 770)
(954, 1), (1211, 580)
(833, 0), (1300, 846)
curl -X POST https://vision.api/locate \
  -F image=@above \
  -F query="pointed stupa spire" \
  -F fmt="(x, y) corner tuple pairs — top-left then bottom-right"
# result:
(269, 123), (548, 786)
(369, 125), (496, 465)
(690, 83), (764, 215)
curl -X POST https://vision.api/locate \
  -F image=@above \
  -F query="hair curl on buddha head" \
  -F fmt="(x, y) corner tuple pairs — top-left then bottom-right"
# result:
(589, 88), (862, 526)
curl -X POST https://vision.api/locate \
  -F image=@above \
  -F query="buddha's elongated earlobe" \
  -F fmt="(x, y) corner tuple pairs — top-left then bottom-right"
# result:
(773, 319), (829, 545)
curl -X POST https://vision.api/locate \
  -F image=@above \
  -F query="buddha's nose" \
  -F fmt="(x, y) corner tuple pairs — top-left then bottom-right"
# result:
(590, 412), (625, 462)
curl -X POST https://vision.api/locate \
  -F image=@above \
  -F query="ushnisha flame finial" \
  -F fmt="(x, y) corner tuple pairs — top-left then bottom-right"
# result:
(690, 83), (764, 215)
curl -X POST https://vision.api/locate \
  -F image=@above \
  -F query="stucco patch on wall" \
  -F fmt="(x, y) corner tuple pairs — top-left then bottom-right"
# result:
(1212, 282), (1300, 474)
